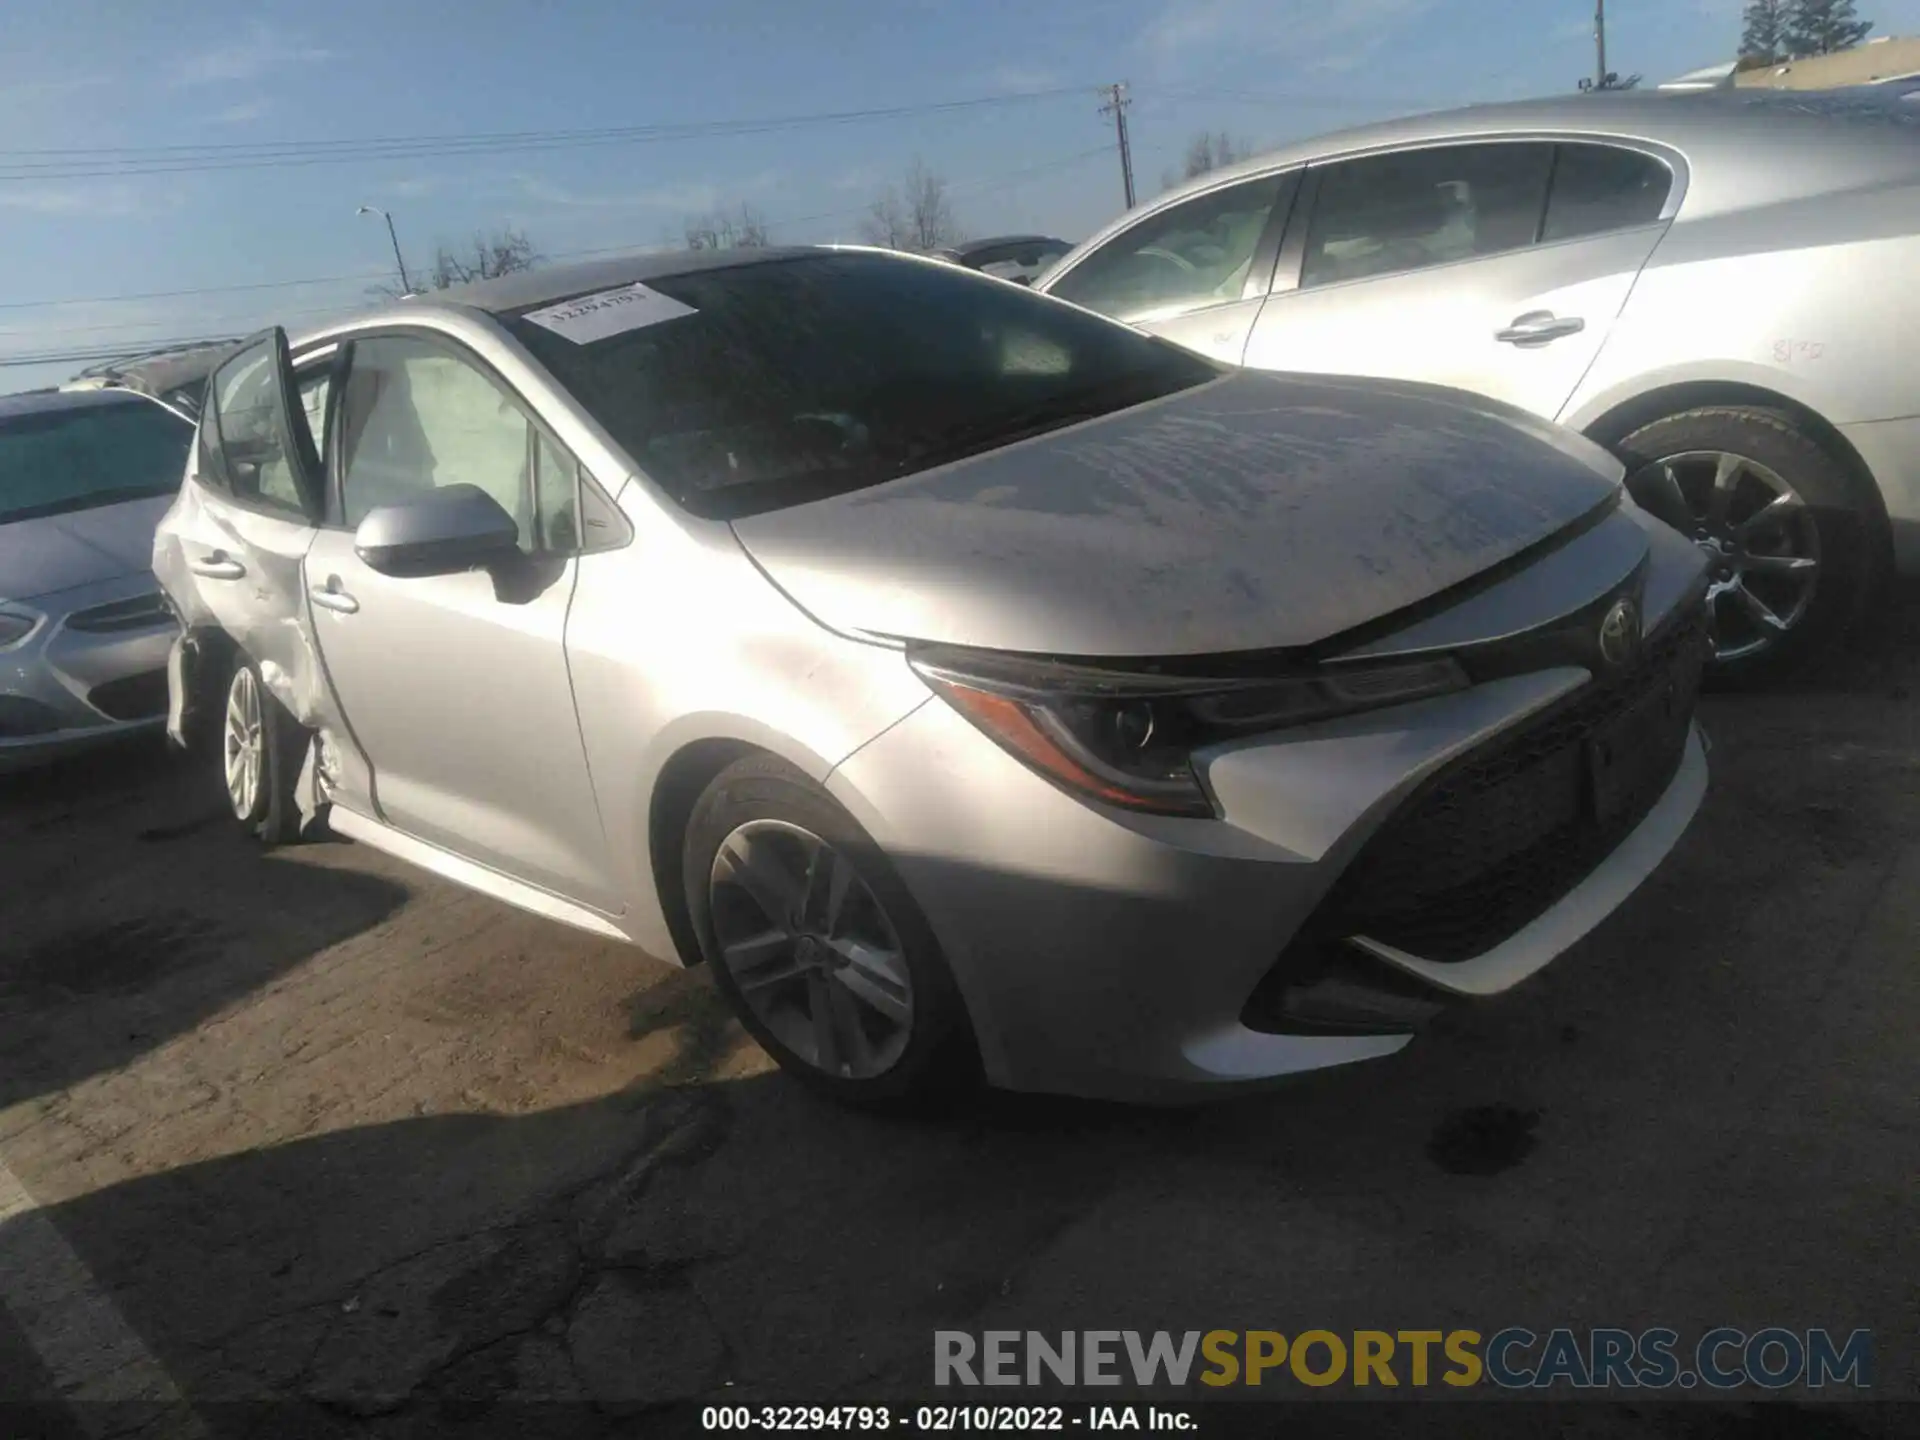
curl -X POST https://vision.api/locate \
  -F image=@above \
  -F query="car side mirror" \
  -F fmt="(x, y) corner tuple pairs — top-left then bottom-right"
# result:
(354, 484), (520, 578)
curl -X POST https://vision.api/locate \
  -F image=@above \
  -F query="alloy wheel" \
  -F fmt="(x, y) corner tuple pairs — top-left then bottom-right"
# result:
(224, 666), (264, 819)
(707, 819), (913, 1080)
(1625, 449), (1820, 664)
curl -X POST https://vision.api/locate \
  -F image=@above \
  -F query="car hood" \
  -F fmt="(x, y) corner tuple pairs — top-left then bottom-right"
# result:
(0, 494), (172, 604)
(729, 371), (1624, 657)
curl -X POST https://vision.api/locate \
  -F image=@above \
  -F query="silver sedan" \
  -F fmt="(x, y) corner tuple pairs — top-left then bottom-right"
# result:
(1038, 85), (1920, 676)
(0, 388), (194, 770)
(155, 246), (1710, 1106)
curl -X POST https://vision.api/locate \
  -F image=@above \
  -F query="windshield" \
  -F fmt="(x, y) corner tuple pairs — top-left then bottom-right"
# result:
(0, 395), (192, 525)
(505, 251), (1219, 520)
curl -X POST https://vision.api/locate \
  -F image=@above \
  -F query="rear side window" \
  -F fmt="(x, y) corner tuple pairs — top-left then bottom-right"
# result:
(1542, 144), (1674, 242)
(1302, 142), (1554, 288)
(0, 397), (191, 525)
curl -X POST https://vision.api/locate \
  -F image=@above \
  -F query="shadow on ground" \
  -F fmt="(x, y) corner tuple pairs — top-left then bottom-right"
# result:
(0, 737), (410, 1109)
(0, 599), (1915, 1436)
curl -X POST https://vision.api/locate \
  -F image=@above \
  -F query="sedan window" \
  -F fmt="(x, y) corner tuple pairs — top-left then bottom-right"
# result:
(1301, 142), (1555, 288)
(1045, 175), (1288, 321)
(506, 252), (1219, 521)
(1541, 144), (1674, 242)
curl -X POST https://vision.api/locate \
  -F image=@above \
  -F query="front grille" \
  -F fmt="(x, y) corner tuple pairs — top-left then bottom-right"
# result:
(1312, 605), (1711, 963)
(67, 592), (173, 634)
(88, 670), (169, 722)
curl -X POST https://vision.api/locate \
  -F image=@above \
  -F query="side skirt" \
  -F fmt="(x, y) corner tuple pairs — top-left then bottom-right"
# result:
(326, 803), (633, 944)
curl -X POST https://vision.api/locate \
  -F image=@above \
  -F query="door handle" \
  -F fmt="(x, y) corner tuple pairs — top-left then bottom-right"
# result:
(308, 583), (359, 615)
(188, 553), (245, 580)
(1495, 311), (1586, 346)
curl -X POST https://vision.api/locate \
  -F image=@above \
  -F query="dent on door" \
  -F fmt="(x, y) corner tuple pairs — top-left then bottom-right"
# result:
(155, 475), (338, 734)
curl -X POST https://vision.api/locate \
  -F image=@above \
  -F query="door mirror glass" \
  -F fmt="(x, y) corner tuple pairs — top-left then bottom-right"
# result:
(353, 483), (521, 578)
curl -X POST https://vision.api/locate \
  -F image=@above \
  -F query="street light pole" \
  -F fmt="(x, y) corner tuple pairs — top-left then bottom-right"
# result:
(356, 205), (413, 294)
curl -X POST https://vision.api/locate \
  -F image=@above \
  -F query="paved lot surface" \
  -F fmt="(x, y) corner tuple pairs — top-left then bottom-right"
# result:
(2, 610), (1917, 1438)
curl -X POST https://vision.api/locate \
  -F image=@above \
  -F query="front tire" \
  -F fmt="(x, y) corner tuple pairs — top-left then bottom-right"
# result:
(221, 656), (310, 845)
(1612, 406), (1880, 679)
(683, 753), (978, 1110)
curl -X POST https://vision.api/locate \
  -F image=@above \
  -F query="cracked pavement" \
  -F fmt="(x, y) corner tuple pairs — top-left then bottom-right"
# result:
(1, 610), (1917, 1437)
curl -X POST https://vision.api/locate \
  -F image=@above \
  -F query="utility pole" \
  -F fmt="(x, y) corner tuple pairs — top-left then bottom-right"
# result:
(1593, 0), (1608, 91)
(1099, 82), (1136, 210)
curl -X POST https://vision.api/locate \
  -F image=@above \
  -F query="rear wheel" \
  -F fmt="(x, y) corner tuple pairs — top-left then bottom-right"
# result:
(222, 657), (310, 845)
(683, 754), (978, 1110)
(1612, 407), (1879, 679)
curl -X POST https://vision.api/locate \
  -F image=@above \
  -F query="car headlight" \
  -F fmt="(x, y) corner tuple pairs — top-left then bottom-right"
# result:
(908, 646), (1470, 817)
(0, 610), (41, 649)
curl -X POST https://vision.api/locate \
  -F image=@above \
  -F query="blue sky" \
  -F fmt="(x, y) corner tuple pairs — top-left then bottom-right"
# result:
(4, 0), (1917, 392)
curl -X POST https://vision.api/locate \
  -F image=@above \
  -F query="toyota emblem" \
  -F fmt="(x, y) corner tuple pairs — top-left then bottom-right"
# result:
(1597, 596), (1641, 670)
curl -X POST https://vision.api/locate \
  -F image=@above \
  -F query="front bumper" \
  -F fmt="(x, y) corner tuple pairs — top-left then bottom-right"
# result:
(828, 623), (1709, 1104)
(0, 574), (178, 773)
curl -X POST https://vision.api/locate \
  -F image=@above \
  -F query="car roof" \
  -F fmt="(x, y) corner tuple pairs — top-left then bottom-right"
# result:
(0, 387), (164, 422)
(1052, 85), (1920, 272)
(938, 234), (1071, 260)
(415, 245), (827, 316)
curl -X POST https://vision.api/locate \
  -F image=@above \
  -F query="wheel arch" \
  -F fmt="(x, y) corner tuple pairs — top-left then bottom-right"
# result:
(1577, 379), (1893, 550)
(645, 737), (770, 969)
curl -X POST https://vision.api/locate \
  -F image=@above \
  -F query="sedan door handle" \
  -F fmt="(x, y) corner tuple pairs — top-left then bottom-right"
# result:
(188, 553), (246, 580)
(1495, 311), (1587, 346)
(308, 583), (359, 615)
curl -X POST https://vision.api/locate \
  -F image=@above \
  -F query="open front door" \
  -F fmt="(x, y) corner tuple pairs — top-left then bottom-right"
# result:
(166, 328), (333, 728)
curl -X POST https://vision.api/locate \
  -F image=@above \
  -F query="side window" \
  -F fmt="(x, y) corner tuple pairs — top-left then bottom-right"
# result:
(1046, 173), (1288, 321)
(337, 337), (534, 549)
(533, 429), (581, 552)
(207, 341), (310, 516)
(1301, 142), (1555, 289)
(1542, 144), (1674, 243)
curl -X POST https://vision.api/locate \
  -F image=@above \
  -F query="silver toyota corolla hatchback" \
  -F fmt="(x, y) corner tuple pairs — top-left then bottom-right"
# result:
(154, 246), (1711, 1106)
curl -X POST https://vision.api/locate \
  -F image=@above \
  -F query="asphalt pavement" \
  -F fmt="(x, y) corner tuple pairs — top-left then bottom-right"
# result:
(1, 607), (1916, 1438)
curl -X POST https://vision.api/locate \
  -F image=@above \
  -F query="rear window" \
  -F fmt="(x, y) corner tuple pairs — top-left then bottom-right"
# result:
(504, 252), (1219, 520)
(0, 396), (192, 525)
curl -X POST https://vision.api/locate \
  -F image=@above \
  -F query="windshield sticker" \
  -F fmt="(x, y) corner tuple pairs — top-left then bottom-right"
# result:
(519, 283), (698, 344)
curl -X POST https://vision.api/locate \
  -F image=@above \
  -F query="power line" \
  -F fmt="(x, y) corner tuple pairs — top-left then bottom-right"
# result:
(0, 89), (1090, 181)
(0, 145), (1113, 366)
(2, 146), (1111, 319)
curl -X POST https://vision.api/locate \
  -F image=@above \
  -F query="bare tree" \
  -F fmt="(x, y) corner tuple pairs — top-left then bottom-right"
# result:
(429, 228), (541, 288)
(1160, 131), (1252, 192)
(859, 158), (962, 252)
(371, 227), (540, 299)
(684, 202), (772, 251)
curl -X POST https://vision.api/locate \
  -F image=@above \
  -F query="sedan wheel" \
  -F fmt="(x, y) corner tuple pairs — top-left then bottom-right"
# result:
(1626, 449), (1820, 665)
(707, 819), (914, 1080)
(224, 664), (265, 821)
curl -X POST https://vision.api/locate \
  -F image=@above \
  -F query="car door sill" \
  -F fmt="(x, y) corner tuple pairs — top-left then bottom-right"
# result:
(326, 803), (630, 943)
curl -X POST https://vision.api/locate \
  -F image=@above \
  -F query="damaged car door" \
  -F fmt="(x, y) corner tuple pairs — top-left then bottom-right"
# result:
(156, 327), (333, 747)
(299, 333), (617, 911)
